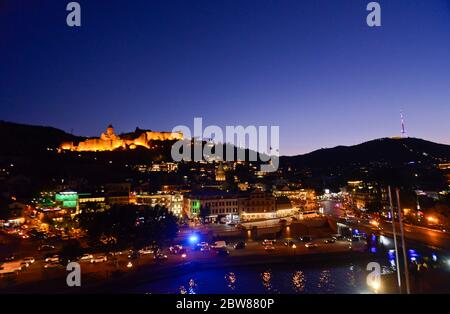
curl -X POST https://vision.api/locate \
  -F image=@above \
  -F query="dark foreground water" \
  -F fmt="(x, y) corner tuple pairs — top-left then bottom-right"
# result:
(133, 262), (378, 294)
(130, 244), (450, 294)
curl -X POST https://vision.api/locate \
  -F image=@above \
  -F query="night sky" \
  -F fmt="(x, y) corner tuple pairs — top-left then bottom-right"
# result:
(1, 0), (449, 155)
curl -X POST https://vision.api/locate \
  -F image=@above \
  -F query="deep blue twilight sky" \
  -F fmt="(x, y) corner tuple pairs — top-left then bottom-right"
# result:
(0, 0), (449, 155)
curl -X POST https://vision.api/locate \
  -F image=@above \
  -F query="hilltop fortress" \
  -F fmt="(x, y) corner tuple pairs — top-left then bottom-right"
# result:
(59, 125), (183, 152)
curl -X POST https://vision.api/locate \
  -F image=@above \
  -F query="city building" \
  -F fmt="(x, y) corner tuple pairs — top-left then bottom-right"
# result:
(238, 189), (276, 221)
(78, 193), (107, 212)
(55, 191), (80, 215)
(183, 190), (239, 223)
(273, 186), (316, 210)
(105, 183), (131, 206)
(135, 192), (183, 217)
(215, 164), (226, 182)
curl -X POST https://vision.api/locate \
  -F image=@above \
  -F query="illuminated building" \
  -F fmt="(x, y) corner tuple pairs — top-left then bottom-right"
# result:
(78, 193), (107, 212)
(273, 187), (316, 210)
(183, 190), (239, 223)
(135, 192), (183, 217)
(59, 125), (183, 152)
(55, 191), (79, 214)
(238, 190), (276, 221)
(215, 164), (226, 182)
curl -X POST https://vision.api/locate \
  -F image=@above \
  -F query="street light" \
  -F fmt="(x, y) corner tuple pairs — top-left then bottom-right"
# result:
(292, 244), (297, 257)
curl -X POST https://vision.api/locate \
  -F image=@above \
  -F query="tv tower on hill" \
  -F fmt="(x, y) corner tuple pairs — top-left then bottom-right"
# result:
(400, 111), (407, 138)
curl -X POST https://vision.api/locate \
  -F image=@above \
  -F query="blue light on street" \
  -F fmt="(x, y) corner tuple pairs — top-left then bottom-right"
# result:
(189, 234), (199, 244)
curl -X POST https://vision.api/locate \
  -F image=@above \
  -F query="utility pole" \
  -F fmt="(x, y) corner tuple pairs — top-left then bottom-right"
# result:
(396, 188), (411, 294)
(388, 186), (402, 293)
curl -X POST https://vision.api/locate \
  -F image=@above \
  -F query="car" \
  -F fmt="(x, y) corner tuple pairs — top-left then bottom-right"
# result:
(200, 246), (210, 252)
(211, 241), (227, 249)
(23, 257), (35, 264)
(262, 239), (276, 246)
(300, 236), (313, 242)
(138, 247), (154, 255)
(38, 244), (55, 251)
(20, 261), (31, 268)
(284, 240), (296, 247)
(332, 235), (345, 241)
(264, 245), (275, 251)
(305, 243), (318, 248)
(90, 255), (107, 263)
(216, 249), (230, 256)
(234, 241), (246, 249)
(127, 250), (140, 260)
(80, 253), (94, 261)
(196, 243), (210, 251)
(108, 251), (123, 256)
(154, 253), (168, 261)
(348, 236), (361, 242)
(4, 255), (15, 262)
(45, 255), (59, 263)
(324, 239), (336, 244)
(44, 263), (61, 269)
(169, 245), (184, 254)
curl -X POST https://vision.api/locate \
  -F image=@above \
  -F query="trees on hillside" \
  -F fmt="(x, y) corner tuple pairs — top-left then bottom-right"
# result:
(77, 204), (178, 250)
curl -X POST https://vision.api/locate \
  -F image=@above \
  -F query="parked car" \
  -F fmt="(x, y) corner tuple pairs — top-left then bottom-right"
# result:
(38, 244), (55, 251)
(332, 234), (346, 241)
(138, 247), (154, 255)
(44, 263), (61, 269)
(324, 239), (336, 244)
(262, 239), (276, 246)
(284, 240), (296, 247)
(45, 255), (60, 263)
(300, 236), (313, 242)
(234, 241), (246, 249)
(154, 253), (168, 261)
(80, 253), (94, 261)
(23, 257), (35, 264)
(90, 255), (107, 263)
(20, 257), (35, 267)
(4, 255), (15, 262)
(216, 249), (230, 256)
(127, 250), (140, 260)
(211, 241), (227, 249)
(169, 245), (184, 254)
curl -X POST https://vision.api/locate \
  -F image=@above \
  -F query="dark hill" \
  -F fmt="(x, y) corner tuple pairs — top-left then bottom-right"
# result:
(281, 137), (450, 169)
(0, 120), (84, 156)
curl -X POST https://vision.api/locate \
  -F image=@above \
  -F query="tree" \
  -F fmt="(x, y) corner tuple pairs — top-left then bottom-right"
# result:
(77, 204), (179, 250)
(59, 239), (83, 264)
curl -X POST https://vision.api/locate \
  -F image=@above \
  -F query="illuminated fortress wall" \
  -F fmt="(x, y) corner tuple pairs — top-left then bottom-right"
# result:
(59, 125), (183, 152)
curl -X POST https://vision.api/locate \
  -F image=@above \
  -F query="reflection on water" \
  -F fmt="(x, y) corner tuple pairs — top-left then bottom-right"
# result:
(179, 285), (187, 294)
(317, 270), (335, 293)
(130, 242), (448, 294)
(346, 265), (356, 288)
(225, 272), (237, 291)
(292, 271), (305, 292)
(261, 270), (278, 293)
(136, 263), (371, 294)
(188, 278), (197, 294)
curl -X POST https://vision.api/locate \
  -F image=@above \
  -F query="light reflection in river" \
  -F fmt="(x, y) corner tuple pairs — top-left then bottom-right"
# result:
(225, 272), (237, 290)
(292, 271), (306, 292)
(317, 270), (335, 293)
(188, 278), (197, 294)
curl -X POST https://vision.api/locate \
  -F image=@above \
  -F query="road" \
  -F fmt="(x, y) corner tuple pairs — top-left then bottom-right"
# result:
(1, 235), (366, 292)
(320, 200), (450, 252)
